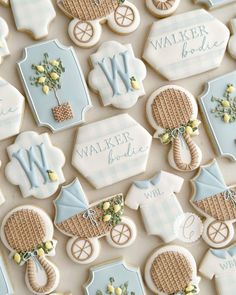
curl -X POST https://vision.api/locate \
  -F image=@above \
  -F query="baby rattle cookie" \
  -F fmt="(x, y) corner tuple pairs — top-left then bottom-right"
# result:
(5, 131), (65, 199)
(199, 244), (236, 295)
(191, 160), (236, 248)
(57, 0), (140, 48)
(54, 178), (137, 264)
(145, 245), (201, 295)
(84, 259), (146, 295)
(3, 0), (56, 39)
(0, 249), (14, 295)
(0, 205), (60, 294)
(88, 41), (147, 109)
(146, 0), (180, 18)
(0, 77), (25, 141)
(0, 17), (9, 65)
(146, 85), (202, 172)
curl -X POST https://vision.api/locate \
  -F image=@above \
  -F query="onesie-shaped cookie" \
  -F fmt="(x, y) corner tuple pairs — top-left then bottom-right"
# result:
(147, 85), (202, 171)
(5, 131), (65, 199)
(54, 178), (137, 264)
(3, 0), (56, 39)
(145, 245), (201, 295)
(57, 0), (140, 48)
(0, 206), (60, 294)
(89, 41), (146, 109)
(199, 244), (236, 295)
(0, 17), (9, 64)
(146, 0), (180, 18)
(0, 77), (25, 141)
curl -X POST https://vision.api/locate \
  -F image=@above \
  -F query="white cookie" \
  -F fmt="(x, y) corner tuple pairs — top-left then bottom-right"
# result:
(1, 205), (60, 295)
(0, 161), (5, 206)
(0, 17), (9, 64)
(10, 0), (56, 39)
(228, 19), (236, 59)
(146, 0), (180, 18)
(0, 249), (14, 295)
(89, 41), (146, 109)
(5, 131), (65, 199)
(145, 245), (201, 295)
(0, 77), (25, 141)
(57, 0), (140, 48)
(54, 178), (137, 264)
(146, 85), (202, 172)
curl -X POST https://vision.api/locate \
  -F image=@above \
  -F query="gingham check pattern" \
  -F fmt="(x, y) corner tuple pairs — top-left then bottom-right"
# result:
(141, 195), (183, 243)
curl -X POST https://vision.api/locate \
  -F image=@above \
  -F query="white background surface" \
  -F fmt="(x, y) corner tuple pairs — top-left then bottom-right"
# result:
(1, 0), (236, 294)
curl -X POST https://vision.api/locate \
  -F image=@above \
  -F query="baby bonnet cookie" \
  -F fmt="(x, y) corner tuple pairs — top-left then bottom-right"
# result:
(0, 205), (60, 294)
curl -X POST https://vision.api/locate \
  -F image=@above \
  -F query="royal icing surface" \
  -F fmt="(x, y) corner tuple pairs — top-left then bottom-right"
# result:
(0, 205), (60, 295)
(57, 0), (140, 48)
(194, 0), (236, 9)
(191, 160), (236, 248)
(17, 39), (92, 132)
(10, 0), (56, 39)
(0, 78), (25, 141)
(200, 244), (236, 295)
(228, 19), (236, 59)
(0, 17), (9, 64)
(0, 251), (14, 295)
(72, 114), (152, 189)
(143, 9), (229, 81)
(145, 245), (201, 295)
(5, 131), (65, 199)
(198, 71), (236, 160)
(84, 259), (146, 295)
(0, 161), (5, 206)
(146, 85), (202, 171)
(89, 41), (146, 109)
(54, 178), (137, 264)
(125, 171), (184, 243)
(146, 0), (180, 18)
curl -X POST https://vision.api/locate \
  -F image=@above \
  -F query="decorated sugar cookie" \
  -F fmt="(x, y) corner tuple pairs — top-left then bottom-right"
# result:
(191, 160), (236, 248)
(57, 0), (140, 48)
(88, 41), (147, 109)
(54, 178), (137, 264)
(84, 259), (146, 295)
(143, 9), (229, 81)
(0, 17), (9, 65)
(0, 77), (25, 141)
(198, 70), (236, 160)
(2, 0), (56, 39)
(0, 249), (14, 295)
(200, 244), (236, 295)
(194, 0), (236, 9)
(18, 39), (92, 132)
(5, 131), (65, 199)
(147, 85), (202, 171)
(228, 19), (236, 59)
(0, 205), (60, 294)
(145, 245), (201, 295)
(0, 161), (5, 206)
(146, 0), (180, 18)
(72, 114), (152, 189)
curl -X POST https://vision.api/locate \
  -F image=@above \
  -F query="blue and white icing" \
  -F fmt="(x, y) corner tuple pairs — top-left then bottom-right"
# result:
(84, 260), (145, 295)
(54, 178), (89, 224)
(192, 160), (227, 202)
(211, 244), (236, 259)
(195, 0), (236, 9)
(17, 39), (92, 132)
(199, 70), (236, 161)
(134, 173), (161, 189)
(0, 255), (14, 295)
(89, 41), (146, 109)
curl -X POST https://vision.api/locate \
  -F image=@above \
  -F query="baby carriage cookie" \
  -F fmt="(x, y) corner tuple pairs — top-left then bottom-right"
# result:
(0, 249), (14, 295)
(57, 0), (140, 48)
(0, 17), (9, 65)
(191, 160), (236, 248)
(0, 77), (25, 141)
(5, 131), (65, 199)
(88, 41), (147, 109)
(145, 245), (201, 295)
(2, 0), (56, 39)
(54, 178), (137, 264)
(146, 0), (180, 18)
(17, 39), (92, 133)
(0, 205), (60, 294)
(84, 259), (146, 295)
(146, 85), (202, 172)
(199, 244), (236, 295)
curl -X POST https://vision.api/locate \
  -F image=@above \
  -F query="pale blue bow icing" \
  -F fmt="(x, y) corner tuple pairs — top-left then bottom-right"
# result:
(211, 244), (236, 259)
(83, 209), (98, 227)
(225, 189), (236, 207)
(22, 251), (43, 271)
